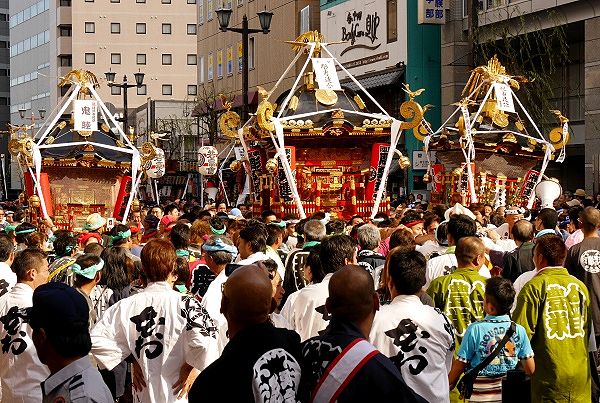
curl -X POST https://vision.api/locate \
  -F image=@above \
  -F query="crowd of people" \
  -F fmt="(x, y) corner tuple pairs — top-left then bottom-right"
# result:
(0, 188), (598, 402)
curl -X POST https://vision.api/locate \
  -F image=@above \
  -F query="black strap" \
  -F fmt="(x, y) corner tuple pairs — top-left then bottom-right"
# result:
(465, 321), (516, 377)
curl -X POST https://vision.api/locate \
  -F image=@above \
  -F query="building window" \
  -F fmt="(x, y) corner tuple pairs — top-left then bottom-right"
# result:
(162, 23), (172, 34)
(187, 24), (197, 35)
(85, 22), (95, 33)
(188, 85), (197, 95)
(136, 23), (146, 34)
(162, 0), (171, 3)
(59, 25), (72, 37)
(111, 23), (121, 34)
(59, 55), (72, 66)
(137, 53), (146, 65)
(199, 0), (204, 24)
(200, 56), (205, 83)
(187, 54), (197, 65)
(110, 0), (120, 3)
(248, 37), (255, 69)
(111, 53), (121, 64)
(85, 53), (95, 64)
(137, 84), (147, 95)
(188, 0), (197, 3)
(162, 54), (172, 65)
(162, 84), (173, 96)
(208, 0), (213, 21)
(136, 0), (146, 3)
(85, 0), (94, 2)
(387, 0), (397, 43)
(111, 86), (121, 95)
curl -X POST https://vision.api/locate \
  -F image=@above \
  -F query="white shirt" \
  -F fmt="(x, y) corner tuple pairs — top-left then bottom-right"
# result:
(280, 273), (332, 342)
(370, 295), (454, 403)
(0, 262), (16, 298)
(426, 254), (490, 290)
(91, 281), (219, 403)
(201, 271), (227, 328)
(0, 283), (50, 402)
(416, 241), (446, 260)
(265, 247), (285, 280)
(236, 251), (269, 266)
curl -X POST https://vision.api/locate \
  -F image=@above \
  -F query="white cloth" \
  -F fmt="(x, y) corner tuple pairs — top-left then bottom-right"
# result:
(511, 270), (537, 313)
(91, 281), (219, 403)
(280, 273), (332, 342)
(236, 251), (270, 266)
(201, 271), (227, 328)
(369, 295), (454, 403)
(0, 262), (16, 297)
(416, 241), (445, 260)
(265, 246), (285, 280)
(0, 283), (50, 402)
(494, 223), (510, 239)
(425, 254), (490, 290)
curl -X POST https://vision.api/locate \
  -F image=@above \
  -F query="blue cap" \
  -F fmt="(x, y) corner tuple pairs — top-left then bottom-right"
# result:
(30, 283), (89, 332)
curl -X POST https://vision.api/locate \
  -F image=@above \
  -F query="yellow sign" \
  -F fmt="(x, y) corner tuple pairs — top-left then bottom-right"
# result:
(227, 46), (233, 76)
(237, 42), (243, 73)
(217, 49), (223, 79)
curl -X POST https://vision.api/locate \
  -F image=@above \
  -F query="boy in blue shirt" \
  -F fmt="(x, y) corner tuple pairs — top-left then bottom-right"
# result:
(448, 276), (535, 402)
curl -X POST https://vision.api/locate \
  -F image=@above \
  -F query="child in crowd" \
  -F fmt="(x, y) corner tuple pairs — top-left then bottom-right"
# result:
(448, 277), (535, 402)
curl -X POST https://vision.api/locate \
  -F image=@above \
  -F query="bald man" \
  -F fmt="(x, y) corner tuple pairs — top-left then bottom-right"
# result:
(299, 265), (426, 403)
(189, 265), (302, 402)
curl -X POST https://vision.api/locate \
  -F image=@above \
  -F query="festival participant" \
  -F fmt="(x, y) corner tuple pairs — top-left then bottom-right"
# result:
(265, 222), (285, 279)
(91, 239), (219, 402)
(565, 205), (585, 249)
(71, 253), (104, 329)
(497, 219), (536, 282)
(282, 219), (326, 299)
(400, 210), (425, 238)
(165, 203), (179, 218)
(169, 223), (193, 260)
(199, 236), (238, 325)
(565, 207), (600, 362)
(189, 265), (302, 402)
(356, 223), (386, 281)
(47, 233), (78, 285)
(0, 234), (15, 297)
(449, 277), (534, 401)
(30, 282), (113, 402)
(428, 237), (487, 348)
(425, 215), (489, 288)
(141, 214), (160, 243)
(492, 206), (524, 241)
(14, 222), (37, 253)
(236, 220), (269, 266)
(150, 205), (164, 220)
(533, 208), (559, 238)
(514, 235), (592, 402)
(82, 212), (110, 246)
(0, 249), (50, 402)
(281, 234), (357, 341)
(261, 209), (277, 224)
(299, 265), (426, 402)
(216, 202), (227, 214)
(370, 248), (455, 402)
(109, 223), (142, 270)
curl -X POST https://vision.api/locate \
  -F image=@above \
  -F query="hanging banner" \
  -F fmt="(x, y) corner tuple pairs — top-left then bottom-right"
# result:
(237, 42), (243, 73)
(432, 163), (444, 193)
(73, 100), (98, 131)
(366, 143), (390, 200)
(227, 46), (233, 76)
(277, 146), (296, 201)
(493, 82), (515, 113)
(311, 58), (342, 90)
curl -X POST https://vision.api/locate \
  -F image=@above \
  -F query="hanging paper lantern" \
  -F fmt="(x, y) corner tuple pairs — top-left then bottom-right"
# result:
(144, 148), (165, 179)
(198, 146), (218, 176)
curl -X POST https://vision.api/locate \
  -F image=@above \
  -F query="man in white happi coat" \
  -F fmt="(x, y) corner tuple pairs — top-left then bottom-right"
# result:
(426, 214), (490, 289)
(0, 249), (50, 402)
(91, 239), (219, 402)
(281, 234), (357, 341)
(235, 221), (270, 266)
(0, 235), (16, 298)
(200, 236), (238, 328)
(370, 248), (455, 402)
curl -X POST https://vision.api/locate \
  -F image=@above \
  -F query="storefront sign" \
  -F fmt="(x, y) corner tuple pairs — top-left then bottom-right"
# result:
(73, 100), (98, 131)
(418, 0), (446, 25)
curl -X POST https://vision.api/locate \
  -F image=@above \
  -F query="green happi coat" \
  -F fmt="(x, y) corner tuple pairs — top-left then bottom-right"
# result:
(513, 267), (592, 403)
(427, 267), (487, 348)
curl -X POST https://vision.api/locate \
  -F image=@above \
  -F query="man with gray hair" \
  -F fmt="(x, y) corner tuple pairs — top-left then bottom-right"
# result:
(282, 220), (326, 302)
(357, 223), (386, 282)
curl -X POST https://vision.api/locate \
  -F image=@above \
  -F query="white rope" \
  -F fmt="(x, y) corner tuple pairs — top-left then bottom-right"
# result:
(371, 119), (401, 219)
(276, 43), (316, 119)
(35, 85), (81, 145)
(122, 174), (143, 224)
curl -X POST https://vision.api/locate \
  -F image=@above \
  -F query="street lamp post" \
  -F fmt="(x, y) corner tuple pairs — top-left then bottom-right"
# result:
(104, 71), (145, 132)
(215, 8), (273, 122)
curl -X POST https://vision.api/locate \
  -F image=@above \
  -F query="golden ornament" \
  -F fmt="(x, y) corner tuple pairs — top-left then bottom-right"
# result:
(219, 110), (241, 138)
(315, 89), (338, 106)
(132, 198), (140, 212)
(230, 160), (242, 172)
(29, 194), (41, 208)
(399, 156), (411, 170)
(266, 158), (279, 174)
(423, 173), (432, 183)
(256, 100), (275, 132)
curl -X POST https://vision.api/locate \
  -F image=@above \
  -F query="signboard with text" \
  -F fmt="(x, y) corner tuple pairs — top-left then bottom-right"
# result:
(73, 100), (98, 132)
(321, 0), (407, 77)
(418, 0), (446, 24)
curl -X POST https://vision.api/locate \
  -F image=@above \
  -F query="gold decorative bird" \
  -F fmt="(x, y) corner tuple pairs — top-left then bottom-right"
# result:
(549, 109), (569, 125)
(402, 84), (425, 100)
(219, 93), (233, 111)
